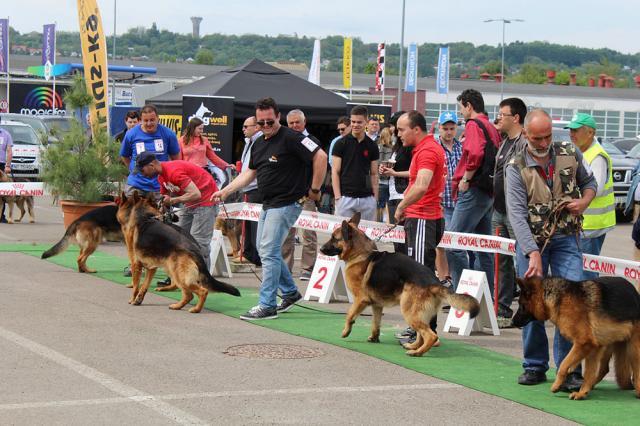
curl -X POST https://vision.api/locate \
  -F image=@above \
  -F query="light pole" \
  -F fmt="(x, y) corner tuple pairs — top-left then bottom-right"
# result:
(396, 0), (405, 110)
(484, 18), (523, 100)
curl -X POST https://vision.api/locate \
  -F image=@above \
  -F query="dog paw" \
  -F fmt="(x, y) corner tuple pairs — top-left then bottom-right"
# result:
(169, 303), (182, 310)
(569, 391), (587, 400)
(188, 307), (202, 313)
(341, 329), (352, 338)
(126, 283), (133, 288)
(405, 350), (424, 357)
(550, 382), (562, 393)
(133, 295), (144, 305)
(367, 335), (380, 343)
(29, 220), (35, 223)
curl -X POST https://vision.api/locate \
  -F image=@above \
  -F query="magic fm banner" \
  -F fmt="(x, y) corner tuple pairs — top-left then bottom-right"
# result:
(436, 46), (450, 94)
(77, 0), (109, 134)
(0, 19), (8, 74)
(182, 95), (234, 163)
(343, 37), (352, 89)
(219, 202), (640, 284)
(347, 102), (392, 127)
(8, 82), (67, 115)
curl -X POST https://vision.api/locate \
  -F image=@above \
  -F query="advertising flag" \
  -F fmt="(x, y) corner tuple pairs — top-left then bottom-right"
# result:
(77, 0), (110, 134)
(404, 43), (418, 93)
(436, 46), (450, 94)
(343, 37), (352, 89)
(375, 42), (385, 91)
(0, 19), (8, 74)
(308, 39), (321, 86)
(42, 24), (56, 82)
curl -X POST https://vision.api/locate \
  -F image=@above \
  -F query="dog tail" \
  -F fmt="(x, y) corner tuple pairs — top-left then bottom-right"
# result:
(202, 274), (241, 297)
(441, 287), (480, 318)
(41, 222), (76, 259)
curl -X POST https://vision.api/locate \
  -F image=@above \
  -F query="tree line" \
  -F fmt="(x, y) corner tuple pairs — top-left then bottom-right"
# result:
(8, 25), (640, 87)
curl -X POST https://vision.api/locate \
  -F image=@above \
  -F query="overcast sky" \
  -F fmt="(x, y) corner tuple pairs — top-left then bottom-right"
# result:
(5, 0), (640, 55)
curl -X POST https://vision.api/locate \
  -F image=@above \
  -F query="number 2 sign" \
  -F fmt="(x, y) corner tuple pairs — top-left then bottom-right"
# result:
(303, 254), (352, 304)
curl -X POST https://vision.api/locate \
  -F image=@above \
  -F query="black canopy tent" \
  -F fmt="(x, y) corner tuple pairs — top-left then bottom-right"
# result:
(149, 59), (348, 159)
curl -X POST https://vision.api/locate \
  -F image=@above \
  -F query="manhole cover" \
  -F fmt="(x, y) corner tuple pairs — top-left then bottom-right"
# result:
(224, 344), (325, 359)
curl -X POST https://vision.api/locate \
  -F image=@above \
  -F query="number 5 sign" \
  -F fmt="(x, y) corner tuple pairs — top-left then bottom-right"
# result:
(303, 254), (352, 304)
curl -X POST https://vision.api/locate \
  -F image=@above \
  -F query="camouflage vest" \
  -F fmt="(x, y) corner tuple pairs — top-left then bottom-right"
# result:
(511, 141), (582, 245)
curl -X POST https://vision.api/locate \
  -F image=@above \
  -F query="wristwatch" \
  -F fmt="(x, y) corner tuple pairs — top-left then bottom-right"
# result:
(310, 188), (320, 194)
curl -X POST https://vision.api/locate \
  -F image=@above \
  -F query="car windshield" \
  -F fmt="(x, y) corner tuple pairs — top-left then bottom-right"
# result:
(3, 115), (48, 133)
(602, 141), (624, 156)
(43, 118), (73, 133)
(627, 143), (640, 159)
(1, 125), (39, 145)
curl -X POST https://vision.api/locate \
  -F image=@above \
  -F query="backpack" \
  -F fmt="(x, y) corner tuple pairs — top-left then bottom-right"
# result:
(468, 118), (498, 194)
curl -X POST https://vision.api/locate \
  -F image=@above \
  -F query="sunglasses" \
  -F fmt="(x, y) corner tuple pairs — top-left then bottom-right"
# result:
(256, 120), (276, 127)
(242, 124), (256, 129)
(337, 127), (347, 132)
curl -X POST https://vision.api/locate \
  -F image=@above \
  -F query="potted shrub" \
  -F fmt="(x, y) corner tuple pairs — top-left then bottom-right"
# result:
(41, 76), (127, 227)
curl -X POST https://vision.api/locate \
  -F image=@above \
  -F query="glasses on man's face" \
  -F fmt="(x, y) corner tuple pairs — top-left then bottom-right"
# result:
(256, 120), (276, 127)
(497, 113), (514, 119)
(337, 127), (347, 132)
(243, 124), (256, 129)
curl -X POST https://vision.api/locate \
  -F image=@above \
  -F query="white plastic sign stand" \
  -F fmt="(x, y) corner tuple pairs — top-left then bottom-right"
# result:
(303, 254), (352, 304)
(209, 229), (233, 278)
(443, 269), (500, 336)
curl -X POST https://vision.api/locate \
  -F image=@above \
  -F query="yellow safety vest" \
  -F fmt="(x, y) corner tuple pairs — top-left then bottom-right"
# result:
(582, 141), (616, 231)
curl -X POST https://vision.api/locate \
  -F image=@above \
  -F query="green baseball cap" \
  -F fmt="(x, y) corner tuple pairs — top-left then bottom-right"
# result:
(565, 113), (597, 130)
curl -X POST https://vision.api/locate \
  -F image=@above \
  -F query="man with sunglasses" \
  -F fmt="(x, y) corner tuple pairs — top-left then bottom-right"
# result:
(506, 109), (596, 390)
(214, 97), (327, 320)
(328, 117), (351, 168)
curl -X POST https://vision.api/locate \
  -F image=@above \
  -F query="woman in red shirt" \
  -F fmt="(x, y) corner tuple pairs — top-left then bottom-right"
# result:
(179, 117), (230, 172)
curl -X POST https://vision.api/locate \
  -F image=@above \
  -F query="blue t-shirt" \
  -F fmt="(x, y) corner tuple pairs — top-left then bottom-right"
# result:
(120, 124), (180, 192)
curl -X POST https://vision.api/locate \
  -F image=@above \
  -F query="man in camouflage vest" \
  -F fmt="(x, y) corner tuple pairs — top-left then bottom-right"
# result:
(505, 109), (597, 390)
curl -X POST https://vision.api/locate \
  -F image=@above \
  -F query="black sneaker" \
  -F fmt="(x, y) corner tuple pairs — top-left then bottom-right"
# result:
(123, 265), (132, 277)
(558, 372), (583, 392)
(395, 327), (417, 339)
(277, 291), (302, 312)
(517, 370), (547, 385)
(240, 305), (278, 321)
(156, 277), (171, 288)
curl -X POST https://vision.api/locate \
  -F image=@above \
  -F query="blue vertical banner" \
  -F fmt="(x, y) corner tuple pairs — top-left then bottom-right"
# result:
(436, 46), (450, 94)
(404, 42), (417, 93)
(0, 19), (8, 74)
(42, 24), (56, 81)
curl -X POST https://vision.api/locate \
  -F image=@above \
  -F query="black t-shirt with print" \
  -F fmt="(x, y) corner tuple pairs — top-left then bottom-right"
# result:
(249, 126), (320, 209)
(332, 134), (380, 198)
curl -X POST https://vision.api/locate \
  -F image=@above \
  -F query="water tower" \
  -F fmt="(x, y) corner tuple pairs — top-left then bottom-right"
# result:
(190, 17), (203, 39)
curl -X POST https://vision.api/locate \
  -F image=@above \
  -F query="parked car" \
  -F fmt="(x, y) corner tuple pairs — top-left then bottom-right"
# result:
(0, 113), (74, 145)
(0, 120), (43, 179)
(611, 138), (640, 154)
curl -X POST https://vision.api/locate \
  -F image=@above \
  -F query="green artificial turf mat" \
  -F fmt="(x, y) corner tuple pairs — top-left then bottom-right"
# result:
(3, 243), (639, 424)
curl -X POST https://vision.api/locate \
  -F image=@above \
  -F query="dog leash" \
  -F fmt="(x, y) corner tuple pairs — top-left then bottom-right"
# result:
(374, 223), (398, 242)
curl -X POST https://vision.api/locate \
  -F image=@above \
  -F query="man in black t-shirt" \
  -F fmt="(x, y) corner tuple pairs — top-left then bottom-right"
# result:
(493, 97), (527, 323)
(331, 105), (380, 221)
(214, 98), (327, 321)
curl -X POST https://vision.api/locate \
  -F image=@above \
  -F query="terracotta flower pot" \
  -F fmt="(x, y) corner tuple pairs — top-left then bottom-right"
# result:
(59, 200), (116, 229)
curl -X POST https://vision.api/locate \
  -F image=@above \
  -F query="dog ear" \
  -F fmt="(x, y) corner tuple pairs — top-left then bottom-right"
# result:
(341, 220), (351, 241)
(349, 212), (361, 226)
(132, 190), (140, 203)
(117, 191), (127, 205)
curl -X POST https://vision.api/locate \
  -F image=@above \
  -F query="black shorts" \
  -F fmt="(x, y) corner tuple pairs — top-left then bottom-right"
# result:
(404, 217), (445, 272)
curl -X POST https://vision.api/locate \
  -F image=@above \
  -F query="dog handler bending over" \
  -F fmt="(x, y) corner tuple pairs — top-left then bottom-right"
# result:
(214, 97), (327, 320)
(505, 109), (596, 390)
(136, 152), (219, 269)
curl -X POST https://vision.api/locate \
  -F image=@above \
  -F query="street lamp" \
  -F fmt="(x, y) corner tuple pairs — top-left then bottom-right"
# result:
(397, 0), (406, 110)
(484, 18), (523, 100)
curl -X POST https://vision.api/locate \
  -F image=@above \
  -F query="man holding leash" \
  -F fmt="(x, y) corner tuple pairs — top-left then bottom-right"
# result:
(136, 152), (218, 269)
(214, 97), (327, 321)
(506, 109), (596, 390)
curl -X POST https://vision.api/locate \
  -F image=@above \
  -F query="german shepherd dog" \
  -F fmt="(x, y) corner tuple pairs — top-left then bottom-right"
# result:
(41, 204), (122, 273)
(0, 170), (35, 224)
(320, 213), (480, 356)
(513, 276), (640, 400)
(116, 192), (240, 313)
(215, 215), (242, 258)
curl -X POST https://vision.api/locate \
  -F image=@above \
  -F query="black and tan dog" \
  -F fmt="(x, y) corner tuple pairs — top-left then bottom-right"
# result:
(116, 192), (240, 313)
(41, 204), (122, 273)
(513, 276), (640, 400)
(0, 170), (35, 224)
(320, 213), (480, 356)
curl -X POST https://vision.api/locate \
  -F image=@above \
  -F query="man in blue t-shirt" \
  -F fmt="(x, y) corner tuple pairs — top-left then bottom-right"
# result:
(119, 104), (180, 278)
(120, 104), (180, 196)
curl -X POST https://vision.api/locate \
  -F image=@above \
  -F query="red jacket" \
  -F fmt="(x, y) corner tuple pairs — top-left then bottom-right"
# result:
(452, 114), (501, 191)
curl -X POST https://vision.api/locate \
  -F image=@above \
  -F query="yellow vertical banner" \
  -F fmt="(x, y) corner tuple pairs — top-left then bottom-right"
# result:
(343, 37), (352, 89)
(77, 0), (109, 136)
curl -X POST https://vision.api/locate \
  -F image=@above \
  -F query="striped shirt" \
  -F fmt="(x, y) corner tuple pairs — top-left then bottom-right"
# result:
(439, 137), (462, 208)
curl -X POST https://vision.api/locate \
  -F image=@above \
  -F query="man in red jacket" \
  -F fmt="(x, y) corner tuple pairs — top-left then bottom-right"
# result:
(447, 89), (501, 292)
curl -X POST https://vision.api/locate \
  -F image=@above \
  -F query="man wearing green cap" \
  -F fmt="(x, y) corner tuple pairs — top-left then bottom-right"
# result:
(566, 113), (616, 279)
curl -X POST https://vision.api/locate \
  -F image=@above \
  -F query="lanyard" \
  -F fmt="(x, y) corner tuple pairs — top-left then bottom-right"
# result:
(537, 162), (554, 189)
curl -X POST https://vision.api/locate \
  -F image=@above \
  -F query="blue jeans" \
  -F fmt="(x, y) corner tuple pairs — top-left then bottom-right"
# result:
(447, 187), (494, 291)
(256, 202), (303, 309)
(581, 234), (606, 280)
(517, 235), (583, 374)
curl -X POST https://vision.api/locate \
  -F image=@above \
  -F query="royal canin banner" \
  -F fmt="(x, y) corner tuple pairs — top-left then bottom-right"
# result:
(0, 182), (47, 196)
